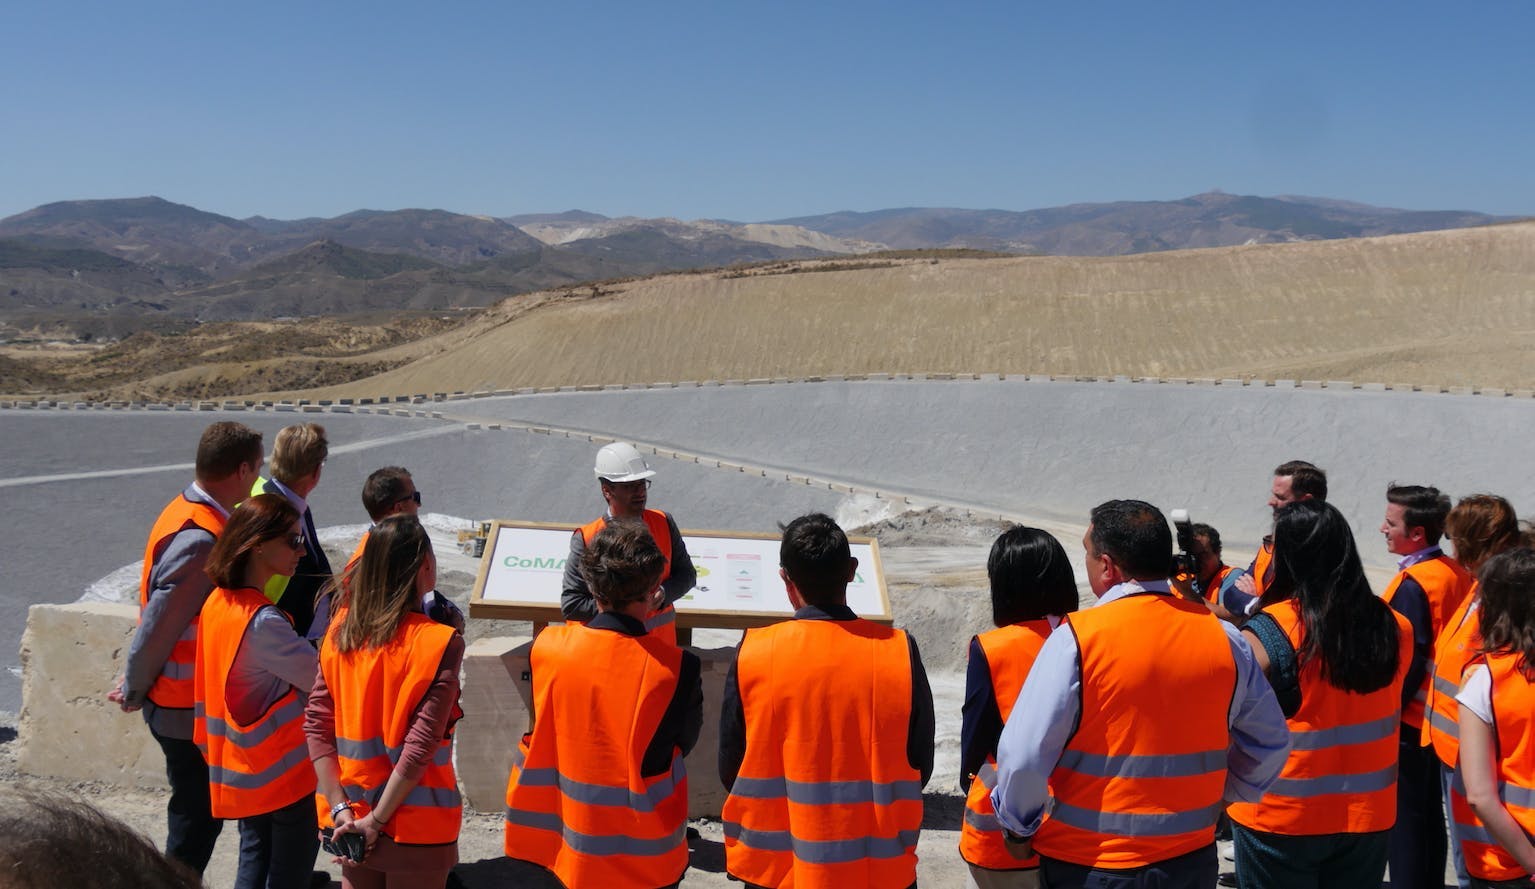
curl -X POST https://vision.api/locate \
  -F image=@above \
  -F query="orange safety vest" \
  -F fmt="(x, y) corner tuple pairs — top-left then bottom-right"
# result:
(1228, 599), (1411, 834)
(139, 493), (227, 710)
(1450, 653), (1535, 882)
(1384, 554), (1476, 730)
(319, 613), (461, 845)
(1424, 588), (1481, 766)
(1250, 540), (1275, 599)
(722, 618), (922, 889)
(1204, 565), (1236, 605)
(959, 621), (1051, 871)
(193, 586), (316, 819)
(1033, 592), (1234, 869)
(504, 622), (689, 888)
(579, 510), (678, 646)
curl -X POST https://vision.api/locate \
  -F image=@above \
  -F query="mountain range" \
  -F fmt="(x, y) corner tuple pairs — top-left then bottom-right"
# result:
(0, 193), (1517, 339)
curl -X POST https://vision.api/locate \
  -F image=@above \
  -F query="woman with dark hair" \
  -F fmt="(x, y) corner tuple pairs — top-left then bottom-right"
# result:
(1451, 547), (1535, 888)
(959, 526), (1079, 889)
(1427, 495), (1522, 888)
(504, 519), (703, 889)
(1229, 500), (1411, 888)
(307, 514), (463, 889)
(194, 492), (320, 889)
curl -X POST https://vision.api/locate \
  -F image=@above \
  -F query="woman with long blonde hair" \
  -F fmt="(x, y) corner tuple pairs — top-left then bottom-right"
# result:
(306, 514), (463, 889)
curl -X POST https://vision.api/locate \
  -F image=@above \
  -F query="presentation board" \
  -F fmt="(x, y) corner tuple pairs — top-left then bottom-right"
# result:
(468, 520), (891, 628)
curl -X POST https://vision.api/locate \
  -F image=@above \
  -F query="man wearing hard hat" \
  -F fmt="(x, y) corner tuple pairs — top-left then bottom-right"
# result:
(559, 442), (697, 646)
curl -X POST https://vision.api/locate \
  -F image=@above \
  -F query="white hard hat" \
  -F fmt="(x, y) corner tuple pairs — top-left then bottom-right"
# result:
(594, 442), (656, 483)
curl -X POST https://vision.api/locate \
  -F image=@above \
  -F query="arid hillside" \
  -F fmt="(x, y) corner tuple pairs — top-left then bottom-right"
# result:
(6, 222), (1534, 401)
(297, 221), (1535, 397)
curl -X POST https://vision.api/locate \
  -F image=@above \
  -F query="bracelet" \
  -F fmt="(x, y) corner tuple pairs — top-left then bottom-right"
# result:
(329, 801), (354, 820)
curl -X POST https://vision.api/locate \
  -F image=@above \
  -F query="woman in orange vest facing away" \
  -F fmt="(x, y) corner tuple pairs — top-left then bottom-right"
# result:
(307, 514), (464, 888)
(1425, 495), (1522, 889)
(959, 527), (1079, 889)
(505, 519), (703, 888)
(194, 493), (320, 889)
(1229, 500), (1412, 889)
(1451, 547), (1535, 888)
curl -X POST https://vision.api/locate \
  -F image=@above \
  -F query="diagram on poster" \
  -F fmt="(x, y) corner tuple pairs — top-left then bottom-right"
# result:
(469, 521), (890, 628)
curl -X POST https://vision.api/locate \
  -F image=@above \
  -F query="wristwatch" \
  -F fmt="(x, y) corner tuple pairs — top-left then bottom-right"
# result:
(329, 801), (355, 821)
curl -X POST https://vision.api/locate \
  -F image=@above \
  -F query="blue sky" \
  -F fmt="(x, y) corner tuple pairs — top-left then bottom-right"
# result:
(3, 1), (1530, 221)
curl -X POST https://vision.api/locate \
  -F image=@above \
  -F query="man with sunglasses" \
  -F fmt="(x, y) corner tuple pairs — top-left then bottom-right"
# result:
(308, 466), (462, 640)
(560, 442), (696, 646)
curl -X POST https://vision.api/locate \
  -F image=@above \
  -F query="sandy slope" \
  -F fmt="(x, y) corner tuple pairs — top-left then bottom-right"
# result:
(284, 222), (1535, 400)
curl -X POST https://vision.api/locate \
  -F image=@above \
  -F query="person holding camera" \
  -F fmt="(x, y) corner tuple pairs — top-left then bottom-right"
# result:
(307, 514), (464, 888)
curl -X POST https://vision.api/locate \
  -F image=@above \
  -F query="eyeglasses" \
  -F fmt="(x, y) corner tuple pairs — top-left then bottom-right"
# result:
(605, 479), (652, 491)
(397, 491), (423, 507)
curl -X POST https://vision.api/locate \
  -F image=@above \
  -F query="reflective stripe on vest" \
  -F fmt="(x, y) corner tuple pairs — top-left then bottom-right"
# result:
(1033, 593), (1233, 869)
(1228, 600), (1410, 836)
(140, 494), (226, 710)
(193, 587), (315, 819)
(722, 618), (921, 889)
(580, 511), (678, 646)
(960, 621), (1054, 868)
(504, 623), (689, 888)
(1385, 555), (1476, 730)
(319, 613), (460, 845)
(1425, 591), (1480, 766)
(1450, 654), (1535, 882)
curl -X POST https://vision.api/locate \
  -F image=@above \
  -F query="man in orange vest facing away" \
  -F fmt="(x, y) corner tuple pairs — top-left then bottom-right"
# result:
(1224, 460), (1327, 621)
(110, 421), (265, 877)
(990, 500), (1291, 889)
(719, 512), (935, 889)
(561, 442), (696, 645)
(1379, 483), (1475, 889)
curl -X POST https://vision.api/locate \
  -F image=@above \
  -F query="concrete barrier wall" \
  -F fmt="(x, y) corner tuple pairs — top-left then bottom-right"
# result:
(20, 604), (736, 818)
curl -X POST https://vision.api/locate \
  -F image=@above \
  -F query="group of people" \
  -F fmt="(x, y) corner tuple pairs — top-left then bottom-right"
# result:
(117, 421), (464, 889)
(111, 420), (1535, 889)
(974, 461), (1535, 889)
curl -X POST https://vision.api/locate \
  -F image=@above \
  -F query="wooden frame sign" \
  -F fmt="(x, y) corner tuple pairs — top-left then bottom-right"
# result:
(468, 520), (892, 628)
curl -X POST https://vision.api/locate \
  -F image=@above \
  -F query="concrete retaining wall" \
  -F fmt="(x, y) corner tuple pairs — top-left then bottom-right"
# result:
(19, 603), (736, 818)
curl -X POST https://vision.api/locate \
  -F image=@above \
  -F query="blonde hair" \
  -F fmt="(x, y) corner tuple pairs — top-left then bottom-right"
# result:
(335, 515), (431, 652)
(269, 423), (328, 484)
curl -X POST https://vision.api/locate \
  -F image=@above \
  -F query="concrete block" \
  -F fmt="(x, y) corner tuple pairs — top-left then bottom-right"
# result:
(1361, 383), (1387, 391)
(456, 636), (534, 813)
(1220, 379), (1245, 387)
(1482, 388), (1508, 398)
(18, 603), (163, 787)
(1325, 381), (1355, 390)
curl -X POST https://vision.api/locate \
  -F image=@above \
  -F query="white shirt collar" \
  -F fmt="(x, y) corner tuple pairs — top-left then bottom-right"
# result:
(1397, 544), (1443, 571)
(187, 481), (230, 519)
(1095, 578), (1172, 607)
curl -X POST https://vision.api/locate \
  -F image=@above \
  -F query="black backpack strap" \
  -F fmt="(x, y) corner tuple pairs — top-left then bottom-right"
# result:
(1245, 611), (1301, 718)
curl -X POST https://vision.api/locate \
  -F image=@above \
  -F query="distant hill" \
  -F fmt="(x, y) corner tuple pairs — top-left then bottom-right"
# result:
(771, 192), (1513, 254)
(8, 222), (1535, 401)
(0, 192), (1520, 340)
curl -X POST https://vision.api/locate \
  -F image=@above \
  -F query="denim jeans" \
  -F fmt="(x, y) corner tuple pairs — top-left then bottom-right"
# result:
(151, 727), (224, 875)
(234, 793), (319, 889)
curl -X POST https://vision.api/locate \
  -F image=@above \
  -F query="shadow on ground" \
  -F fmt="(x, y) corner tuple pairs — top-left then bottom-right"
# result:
(454, 826), (725, 886)
(923, 792), (965, 829)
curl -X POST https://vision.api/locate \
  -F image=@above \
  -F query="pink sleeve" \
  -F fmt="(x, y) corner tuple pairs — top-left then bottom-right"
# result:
(304, 657), (339, 762)
(393, 634), (465, 782)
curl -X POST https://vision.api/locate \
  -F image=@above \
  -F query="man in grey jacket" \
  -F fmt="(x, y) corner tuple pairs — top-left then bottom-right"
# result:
(112, 421), (264, 876)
